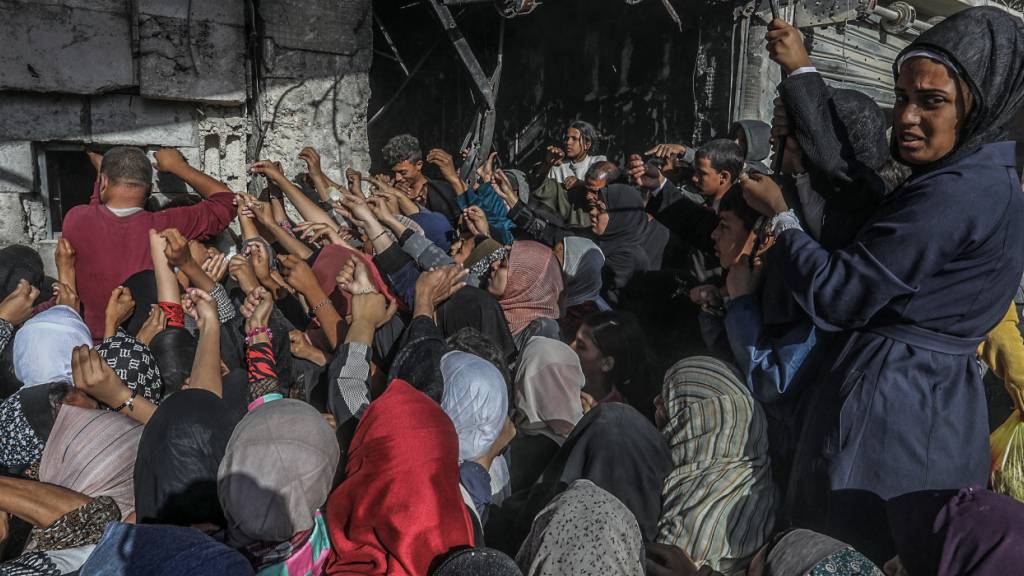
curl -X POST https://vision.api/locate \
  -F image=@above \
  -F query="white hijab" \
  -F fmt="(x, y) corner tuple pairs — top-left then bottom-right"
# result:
(13, 305), (92, 388)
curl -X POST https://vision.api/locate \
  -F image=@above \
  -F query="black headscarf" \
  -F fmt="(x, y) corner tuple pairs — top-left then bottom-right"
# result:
(431, 547), (522, 576)
(596, 184), (650, 296)
(148, 327), (197, 397)
(515, 402), (671, 544)
(122, 270), (158, 337)
(437, 287), (517, 366)
(893, 6), (1024, 171)
(0, 245), (44, 301)
(133, 389), (237, 527)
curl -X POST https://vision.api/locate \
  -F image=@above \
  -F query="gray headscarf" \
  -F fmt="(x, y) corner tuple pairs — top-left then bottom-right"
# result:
(764, 529), (883, 576)
(217, 399), (340, 546)
(516, 479), (644, 576)
(561, 237), (610, 310)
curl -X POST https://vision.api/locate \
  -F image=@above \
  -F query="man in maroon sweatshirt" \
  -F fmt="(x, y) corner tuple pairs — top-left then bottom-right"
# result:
(62, 147), (235, 341)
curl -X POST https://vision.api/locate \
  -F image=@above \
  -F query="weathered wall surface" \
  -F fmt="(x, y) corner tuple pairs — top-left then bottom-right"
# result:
(0, 0), (372, 275)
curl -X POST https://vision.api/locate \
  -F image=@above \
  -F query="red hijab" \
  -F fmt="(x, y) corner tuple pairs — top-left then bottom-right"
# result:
(325, 380), (474, 575)
(311, 244), (395, 318)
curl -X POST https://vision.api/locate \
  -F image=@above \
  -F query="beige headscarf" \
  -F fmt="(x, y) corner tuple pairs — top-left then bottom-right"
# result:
(39, 405), (144, 520)
(513, 336), (585, 446)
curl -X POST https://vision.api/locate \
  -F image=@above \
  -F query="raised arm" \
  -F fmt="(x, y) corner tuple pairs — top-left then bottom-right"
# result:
(154, 148), (228, 199)
(182, 288), (223, 398)
(251, 160), (336, 227)
(149, 229), (181, 305)
(299, 147), (345, 202)
(426, 148), (468, 196)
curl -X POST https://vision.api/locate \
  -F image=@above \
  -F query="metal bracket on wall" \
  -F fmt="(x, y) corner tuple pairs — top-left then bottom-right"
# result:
(424, 0), (502, 179)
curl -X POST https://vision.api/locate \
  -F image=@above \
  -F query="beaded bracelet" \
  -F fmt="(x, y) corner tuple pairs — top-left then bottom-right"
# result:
(308, 298), (331, 317)
(245, 326), (273, 345)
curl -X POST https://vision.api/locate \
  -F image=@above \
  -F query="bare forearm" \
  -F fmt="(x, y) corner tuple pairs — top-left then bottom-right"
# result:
(305, 287), (344, 349)
(264, 221), (313, 260)
(170, 164), (228, 199)
(153, 253), (181, 304)
(0, 476), (91, 528)
(270, 196), (290, 226)
(396, 195), (420, 215)
(189, 327), (223, 397)
(239, 214), (261, 241)
(345, 318), (376, 348)
(179, 260), (215, 293)
(272, 173), (335, 226)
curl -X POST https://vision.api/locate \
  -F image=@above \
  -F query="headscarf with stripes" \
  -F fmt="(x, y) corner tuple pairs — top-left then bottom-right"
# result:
(657, 356), (776, 574)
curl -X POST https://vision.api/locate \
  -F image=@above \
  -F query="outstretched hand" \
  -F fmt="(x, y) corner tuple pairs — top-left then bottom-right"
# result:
(0, 279), (39, 326)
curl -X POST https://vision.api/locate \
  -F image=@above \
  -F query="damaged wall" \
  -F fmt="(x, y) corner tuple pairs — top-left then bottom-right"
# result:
(0, 0), (372, 275)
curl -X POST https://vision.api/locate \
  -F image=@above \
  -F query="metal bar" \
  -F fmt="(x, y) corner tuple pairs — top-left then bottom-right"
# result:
(374, 13), (411, 76)
(424, 0), (495, 108)
(872, 5), (932, 32)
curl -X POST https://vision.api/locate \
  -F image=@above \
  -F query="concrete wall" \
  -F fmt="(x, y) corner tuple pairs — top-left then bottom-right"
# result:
(0, 0), (372, 275)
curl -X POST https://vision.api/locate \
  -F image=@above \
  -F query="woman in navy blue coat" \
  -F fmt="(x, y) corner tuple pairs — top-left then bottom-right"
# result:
(743, 7), (1024, 572)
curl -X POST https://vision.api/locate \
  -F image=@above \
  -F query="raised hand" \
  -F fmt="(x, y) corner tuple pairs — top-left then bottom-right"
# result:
(159, 228), (193, 269)
(154, 148), (188, 173)
(346, 167), (363, 195)
(250, 160), (285, 182)
(135, 305), (167, 346)
(183, 288), (218, 331)
(493, 169), (520, 208)
(298, 147), (323, 176)
(336, 259), (377, 295)
(54, 237), (76, 281)
(644, 143), (688, 159)
(277, 254), (321, 297)
(545, 145), (565, 166)
(53, 281), (80, 313)
(240, 286), (273, 333)
(104, 286), (135, 338)
(201, 253), (230, 283)
(475, 151), (499, 184)
(229, 254), (259, 293)
(426, 148), (458, 180)
(415, 265), (469, 309)
(72, 345), (130, 408)
(0, 279), (39, 326)
(463, 206), (490, 238)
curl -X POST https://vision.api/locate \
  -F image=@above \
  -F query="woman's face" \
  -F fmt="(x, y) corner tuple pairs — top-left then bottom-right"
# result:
(487, 257), (509, 297)
(589, 201), (610, 236)
(894, 58), (970, 165)
(571, 324), (613, 397)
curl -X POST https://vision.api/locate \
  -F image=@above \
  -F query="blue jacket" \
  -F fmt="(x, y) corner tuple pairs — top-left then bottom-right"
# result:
(457, 183), (515, 245)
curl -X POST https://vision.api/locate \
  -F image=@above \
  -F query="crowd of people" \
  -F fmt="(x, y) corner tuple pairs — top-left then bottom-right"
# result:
(0, 9), (1023, 576)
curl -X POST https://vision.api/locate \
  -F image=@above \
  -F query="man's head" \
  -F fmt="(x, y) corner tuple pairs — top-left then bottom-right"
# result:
(583, 160), (620, 196)
(711, 187), (761, 268)
(382, 134), (424, 186)
(564, 120), (597, 162)
(99, 147), (152, 207)
(692, 139), (745, 201)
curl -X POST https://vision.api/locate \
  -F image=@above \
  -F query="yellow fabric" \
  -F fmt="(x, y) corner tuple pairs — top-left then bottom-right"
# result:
(979, 303), (1024, 412)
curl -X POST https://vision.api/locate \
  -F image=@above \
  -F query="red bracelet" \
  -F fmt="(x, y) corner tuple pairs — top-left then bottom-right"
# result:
(159, 302), (186, 328)
(245, 326), (272, 345)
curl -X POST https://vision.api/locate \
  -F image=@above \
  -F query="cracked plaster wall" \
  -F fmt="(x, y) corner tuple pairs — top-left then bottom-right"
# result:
(0, 0), (372, 276)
